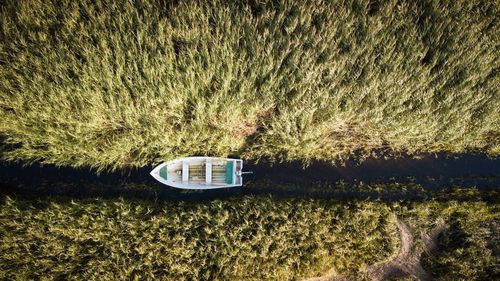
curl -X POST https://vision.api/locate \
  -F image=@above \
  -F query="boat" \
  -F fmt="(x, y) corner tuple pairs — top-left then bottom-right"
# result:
(150, 157), (253, 189)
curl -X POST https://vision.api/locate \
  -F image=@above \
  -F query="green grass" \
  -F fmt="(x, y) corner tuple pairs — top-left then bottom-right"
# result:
(1, 0), (499, 171)
(0, 194), (497, 280)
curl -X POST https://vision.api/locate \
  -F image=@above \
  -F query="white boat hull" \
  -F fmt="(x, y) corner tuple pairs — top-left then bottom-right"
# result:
(150, 157), (247, 189)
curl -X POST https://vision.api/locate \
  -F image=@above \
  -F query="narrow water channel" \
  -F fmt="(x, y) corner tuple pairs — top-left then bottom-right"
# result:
(0, 153), (498, 202)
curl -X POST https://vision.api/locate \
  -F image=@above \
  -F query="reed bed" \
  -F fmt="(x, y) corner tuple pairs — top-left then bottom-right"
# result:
(0, 196), (398, 280)
(0, 194), (497, 280)
(403, 201), (499, 280)
(0, 0), (498, 171)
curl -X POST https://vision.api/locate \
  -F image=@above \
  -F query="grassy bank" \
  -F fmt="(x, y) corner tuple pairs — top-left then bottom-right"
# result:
(0, 194), (497, 280)
(0, 0), (498, 170)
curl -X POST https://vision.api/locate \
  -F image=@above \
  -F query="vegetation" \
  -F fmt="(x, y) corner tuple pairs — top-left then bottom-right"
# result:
(0, 196), (398, 280)
(1, 1), (497, 277)
(0, 0), (499, 171)
(0, 193), (497, 280)
(410, 202), (499, 280)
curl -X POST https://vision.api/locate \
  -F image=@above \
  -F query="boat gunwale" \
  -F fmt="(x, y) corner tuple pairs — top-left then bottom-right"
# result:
(150, 157), (244, 189)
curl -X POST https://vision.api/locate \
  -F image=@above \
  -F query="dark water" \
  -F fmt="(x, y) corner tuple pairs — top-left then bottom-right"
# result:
(0, 153), (498, 203)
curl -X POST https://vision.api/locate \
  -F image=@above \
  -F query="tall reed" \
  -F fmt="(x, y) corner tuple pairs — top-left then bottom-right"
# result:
(1, 0), (498, 170)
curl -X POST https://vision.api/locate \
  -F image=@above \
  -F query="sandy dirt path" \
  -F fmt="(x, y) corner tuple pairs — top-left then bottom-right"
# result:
(304, 218), (447, 281)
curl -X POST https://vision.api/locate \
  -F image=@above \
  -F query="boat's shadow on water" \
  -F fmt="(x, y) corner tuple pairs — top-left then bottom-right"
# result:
(0, 153), (498, 203)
